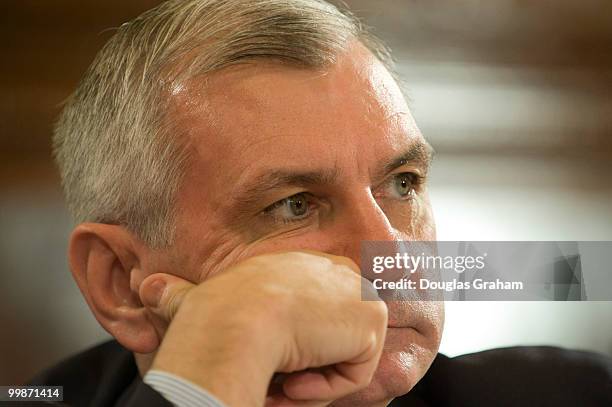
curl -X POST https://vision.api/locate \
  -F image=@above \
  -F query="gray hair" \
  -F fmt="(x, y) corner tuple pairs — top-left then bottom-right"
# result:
(53, 0), (394, 248)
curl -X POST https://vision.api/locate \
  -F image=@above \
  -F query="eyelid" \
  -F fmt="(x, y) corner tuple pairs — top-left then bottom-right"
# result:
(263, 191), (311, 212)
(373, 171), (424, 199)
(392, 165), (425, 178)
(262, 192), (319, 224)
(376, 164), (424, 185)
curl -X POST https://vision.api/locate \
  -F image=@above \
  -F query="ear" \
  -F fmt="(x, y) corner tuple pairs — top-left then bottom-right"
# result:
(68, 223), (160, 354)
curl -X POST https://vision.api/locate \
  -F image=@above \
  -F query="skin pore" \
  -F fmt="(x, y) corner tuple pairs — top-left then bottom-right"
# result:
(131, 41), (444, 406)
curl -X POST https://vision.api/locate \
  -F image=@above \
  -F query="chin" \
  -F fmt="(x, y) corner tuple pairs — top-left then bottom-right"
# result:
(330, 327), (439, 407)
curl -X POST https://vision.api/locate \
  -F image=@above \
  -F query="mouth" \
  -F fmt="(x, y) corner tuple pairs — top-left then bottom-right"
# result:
(387, 318), (414, 329)
(387, 323), (420, 335)
(385, 303), (420, 331)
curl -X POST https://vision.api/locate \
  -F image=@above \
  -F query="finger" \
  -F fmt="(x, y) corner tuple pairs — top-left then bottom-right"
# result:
(296, 250), (360, 274)
(281, 299), (387, 402)
(139, 273), (196, 322)
(282, 359), (377, 402)
(265, 392), (330, 407)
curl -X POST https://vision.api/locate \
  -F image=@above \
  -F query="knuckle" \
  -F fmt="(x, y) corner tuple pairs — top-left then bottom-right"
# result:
(335, 261), (360, 277)
(165, 286), (193, 320)
(164, 294), (181, 320)
(357, 373), (374, 389)
(365, 300), (388, 326)
(352, 365), (376, 390)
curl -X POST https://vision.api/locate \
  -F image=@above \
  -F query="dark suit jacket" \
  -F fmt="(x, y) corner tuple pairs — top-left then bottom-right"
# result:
(29, 340), (612, 406)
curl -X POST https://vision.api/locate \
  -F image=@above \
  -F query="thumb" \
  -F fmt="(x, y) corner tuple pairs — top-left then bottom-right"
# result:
(140, 273), (196, 323)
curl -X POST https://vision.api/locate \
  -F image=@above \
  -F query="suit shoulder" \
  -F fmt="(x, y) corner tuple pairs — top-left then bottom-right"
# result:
(29, 340), (137, 406)
(450, 345), (612, 375)
(29, 340), (131, 385)
(421, 346), (612, 407)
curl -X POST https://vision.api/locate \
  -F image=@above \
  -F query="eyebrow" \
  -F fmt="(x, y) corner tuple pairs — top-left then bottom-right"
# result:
(231, 169), (339, 209)
(379, 140), (435, 179)
(231, 139), (435, 210)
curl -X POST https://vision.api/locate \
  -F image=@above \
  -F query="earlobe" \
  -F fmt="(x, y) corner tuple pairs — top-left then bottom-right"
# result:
(68, 223), (160, 354)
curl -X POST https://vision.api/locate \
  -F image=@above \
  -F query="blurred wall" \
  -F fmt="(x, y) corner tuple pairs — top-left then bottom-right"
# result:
(0, 0), (164, 386)
(1, 0), (611, 386)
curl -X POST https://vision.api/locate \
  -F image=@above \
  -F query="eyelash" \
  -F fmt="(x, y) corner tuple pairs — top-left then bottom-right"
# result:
(263, 193), (318, 224)
(376, 172), (424, 200)
(401, 172), (423, 190)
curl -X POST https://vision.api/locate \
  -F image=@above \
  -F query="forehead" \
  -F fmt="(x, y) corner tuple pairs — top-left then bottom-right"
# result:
(169, 43), (423, 185)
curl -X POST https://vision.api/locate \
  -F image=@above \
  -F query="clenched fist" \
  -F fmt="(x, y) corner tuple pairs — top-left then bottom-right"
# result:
(139, 251), (388, 407)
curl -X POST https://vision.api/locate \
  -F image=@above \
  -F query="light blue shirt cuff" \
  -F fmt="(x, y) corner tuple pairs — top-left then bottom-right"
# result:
(144, 370), (227, 407)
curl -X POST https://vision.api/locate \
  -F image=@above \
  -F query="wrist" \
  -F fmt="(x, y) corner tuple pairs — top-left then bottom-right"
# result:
(151, 297), (282, 406)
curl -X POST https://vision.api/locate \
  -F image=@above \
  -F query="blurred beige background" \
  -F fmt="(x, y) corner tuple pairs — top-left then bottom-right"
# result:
(1, 0), (611, 386)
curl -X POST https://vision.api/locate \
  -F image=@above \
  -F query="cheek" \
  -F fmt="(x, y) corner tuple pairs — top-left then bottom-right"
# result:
(173, 220), (254, 282)
(412, 192), (436, 240)
(195, 230), (330, 281)
(384, 195), (435, 240)
(197, 239), (252, 281)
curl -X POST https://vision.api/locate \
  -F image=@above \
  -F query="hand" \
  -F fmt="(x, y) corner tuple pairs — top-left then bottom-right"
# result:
(139, 251), (388, 407)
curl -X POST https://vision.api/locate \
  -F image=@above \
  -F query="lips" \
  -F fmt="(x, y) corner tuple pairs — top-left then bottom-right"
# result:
(384, 301), (421, 332)
(387, 324), (416, 331)
(383, 297), (444, 345)
(387, 318), (415, 329)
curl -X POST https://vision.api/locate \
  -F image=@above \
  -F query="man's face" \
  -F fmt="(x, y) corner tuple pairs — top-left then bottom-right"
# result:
(161, 43), (443, 405)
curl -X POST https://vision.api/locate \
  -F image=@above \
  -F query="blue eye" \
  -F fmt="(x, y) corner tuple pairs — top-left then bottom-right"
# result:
(264, 193), (312, 223)
(389, 173), (418, 199)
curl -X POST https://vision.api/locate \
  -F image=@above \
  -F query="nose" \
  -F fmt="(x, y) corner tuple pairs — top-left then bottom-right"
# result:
(333, 190), (400, 281)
